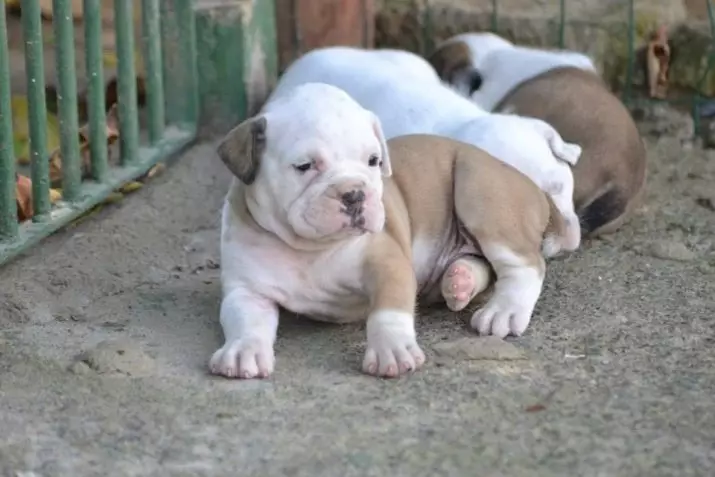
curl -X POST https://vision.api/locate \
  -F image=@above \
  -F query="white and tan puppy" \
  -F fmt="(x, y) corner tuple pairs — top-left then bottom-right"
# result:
(429, 32), (647, 236)
(211, 82), (567, 379)
(271, 46), (583, 254)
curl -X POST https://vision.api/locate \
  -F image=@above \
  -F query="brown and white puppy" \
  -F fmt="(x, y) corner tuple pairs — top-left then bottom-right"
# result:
(429, 32), (647, 237)
(210, 82), (567, 380)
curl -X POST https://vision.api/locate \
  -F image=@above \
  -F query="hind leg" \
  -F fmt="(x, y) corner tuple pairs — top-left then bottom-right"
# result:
(453, 153), (550, 338)
(440, 255), (492, 311)
(468, 244), (544, 337)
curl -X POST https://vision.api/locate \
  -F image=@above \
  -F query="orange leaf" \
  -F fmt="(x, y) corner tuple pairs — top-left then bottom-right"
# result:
(15, 175), (33, 222)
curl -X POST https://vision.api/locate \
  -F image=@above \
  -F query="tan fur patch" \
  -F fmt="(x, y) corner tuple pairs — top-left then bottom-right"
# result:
(495, 67), (647, 237)
(427, 41), (473, 83)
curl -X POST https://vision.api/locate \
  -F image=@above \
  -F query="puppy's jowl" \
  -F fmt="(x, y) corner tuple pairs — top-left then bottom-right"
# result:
(211, 83), (562, 380)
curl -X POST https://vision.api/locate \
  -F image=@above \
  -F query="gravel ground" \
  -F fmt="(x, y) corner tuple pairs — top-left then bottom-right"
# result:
(1, 105), (714, 476)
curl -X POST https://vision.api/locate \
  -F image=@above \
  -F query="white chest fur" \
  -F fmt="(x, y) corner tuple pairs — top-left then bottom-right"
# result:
(220, 200), (371, 323)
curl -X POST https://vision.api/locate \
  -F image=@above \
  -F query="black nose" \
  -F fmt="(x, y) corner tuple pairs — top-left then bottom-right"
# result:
(341, 190), (365, 206)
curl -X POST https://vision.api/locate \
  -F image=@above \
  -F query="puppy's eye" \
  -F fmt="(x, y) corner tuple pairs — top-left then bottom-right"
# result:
(293, 162), (312, 173)
(368, 154), (380, 167)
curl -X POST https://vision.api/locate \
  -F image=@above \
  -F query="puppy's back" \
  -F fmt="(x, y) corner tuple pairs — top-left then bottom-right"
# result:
(496, 67), (646, 236)
(386, 134), (553, 244)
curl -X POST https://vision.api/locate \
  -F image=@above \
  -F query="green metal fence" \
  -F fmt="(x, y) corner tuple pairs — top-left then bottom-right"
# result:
(0, 0), (198, 266)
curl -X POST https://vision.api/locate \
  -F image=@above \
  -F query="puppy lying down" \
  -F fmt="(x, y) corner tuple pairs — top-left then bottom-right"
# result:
(210, 83), (569, 379)
(271, 46), (583, 255)
(428, 32), (647, 237)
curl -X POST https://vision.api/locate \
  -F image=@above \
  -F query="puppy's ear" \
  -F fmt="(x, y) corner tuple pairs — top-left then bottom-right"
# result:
(216, 116), (267, 185)
(427, 41), (472, 84)
(370, 113), (392, 177)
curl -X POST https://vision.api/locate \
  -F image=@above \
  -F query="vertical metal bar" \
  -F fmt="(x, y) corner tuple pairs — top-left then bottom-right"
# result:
(490, 0), (498, 34)
(115, 0), (140, 165)
(83, 0), (108, 182)
(161, 0), (198, 128)
(558, 0), (566, 48)
(0, 4), (18, 239)
(53, 0), (82, 201)
(22, 0), (50, 221)
(624, 0), (635, 103)
(142, 0), (165, 144)
(421, 0), (433, 56)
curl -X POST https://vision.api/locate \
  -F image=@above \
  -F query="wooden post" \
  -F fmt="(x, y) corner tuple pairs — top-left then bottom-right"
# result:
(275, 0), (375, 72)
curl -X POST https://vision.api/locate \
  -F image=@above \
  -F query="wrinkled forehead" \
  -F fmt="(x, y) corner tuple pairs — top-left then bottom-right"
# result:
(265, 95), (377, 161)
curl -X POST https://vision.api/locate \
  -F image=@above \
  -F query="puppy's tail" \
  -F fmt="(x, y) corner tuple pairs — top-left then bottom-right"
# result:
(577, 183), (628, 237)
(526, 118), (582, 166)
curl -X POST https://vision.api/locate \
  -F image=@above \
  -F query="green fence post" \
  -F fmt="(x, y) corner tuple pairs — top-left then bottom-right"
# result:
(0, 4), (18, 240)
(83, 0), (108, 183)
(142, 0), (165, 144)
(558, 0), (565, 48)
(22, 0), (50, 221)
(115, 0), (140, 165)
(624, 0), (635, 104)
(490, 0), (498, 33)
(161, 0), (198, 129)
(53, 0), (82, 201)
(195, 0), (277, 132)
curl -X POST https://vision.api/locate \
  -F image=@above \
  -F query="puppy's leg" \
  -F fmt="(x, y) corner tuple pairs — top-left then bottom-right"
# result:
(453, 154), (548, 338)
(440, 255), (492, 311)
(363, 237), (425, 378)
(521, 117), (582, 166)
(209, 287), (278, 379)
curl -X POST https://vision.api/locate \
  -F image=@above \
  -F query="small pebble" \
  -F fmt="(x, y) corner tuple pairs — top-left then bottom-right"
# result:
(76, 339), (157, 377)
(647, 240), (696, 261)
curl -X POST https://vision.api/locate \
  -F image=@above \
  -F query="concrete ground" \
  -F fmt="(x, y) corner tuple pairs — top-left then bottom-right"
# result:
(1, 109), (714, 477)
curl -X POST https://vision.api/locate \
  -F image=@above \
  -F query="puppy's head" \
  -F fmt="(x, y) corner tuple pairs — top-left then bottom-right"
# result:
(217, 83), (391, 247)
(429, 32), (514, 96)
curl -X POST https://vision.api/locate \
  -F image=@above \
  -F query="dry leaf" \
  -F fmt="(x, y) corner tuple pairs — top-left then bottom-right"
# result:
(103, 192), (125, 204)
(525, 403), (547, 413)
(15, 174), (33, 222)
(15, 174), (63, 222)
(119, 181), (143, 194)
(145, 163), (166, 179)
(49, 103), (121, 187)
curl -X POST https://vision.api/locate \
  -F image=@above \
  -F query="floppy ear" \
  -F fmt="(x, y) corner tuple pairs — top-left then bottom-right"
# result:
(427, 41), (472, 83)
(216, 116), (267, 185)
(370, 113), (392, 177)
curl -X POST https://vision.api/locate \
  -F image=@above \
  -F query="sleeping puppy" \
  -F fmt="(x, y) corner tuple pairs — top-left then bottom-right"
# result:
(428, 32), (647, 237)
(271, 46), (583, 255)
(210, 82), (568, 379)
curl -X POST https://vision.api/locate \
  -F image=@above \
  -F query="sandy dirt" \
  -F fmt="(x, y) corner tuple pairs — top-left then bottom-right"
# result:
(1, 105), (714, 476)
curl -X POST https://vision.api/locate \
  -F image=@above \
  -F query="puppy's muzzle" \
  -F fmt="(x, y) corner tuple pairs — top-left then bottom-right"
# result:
(340, 189), (366, 229)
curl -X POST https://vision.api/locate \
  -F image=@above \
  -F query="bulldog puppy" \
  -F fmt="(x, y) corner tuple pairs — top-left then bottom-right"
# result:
(211, 82), (566, 380)
(271, 46), (583, 255)
(429, 32), (647, 237)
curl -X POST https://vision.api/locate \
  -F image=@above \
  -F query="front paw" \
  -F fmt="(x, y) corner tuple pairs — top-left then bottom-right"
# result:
(362, 310), (426, 378)
(209, 338), (274, 379)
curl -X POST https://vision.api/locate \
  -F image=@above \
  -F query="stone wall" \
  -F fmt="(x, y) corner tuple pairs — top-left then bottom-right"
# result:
(375, 0), (715, 96)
